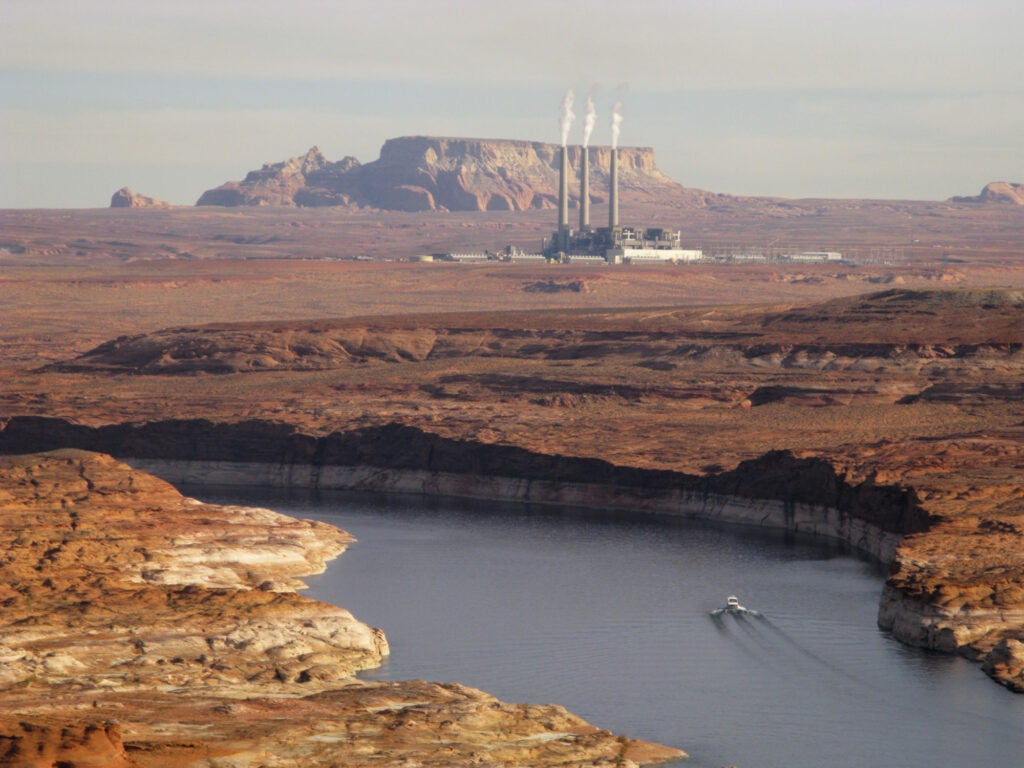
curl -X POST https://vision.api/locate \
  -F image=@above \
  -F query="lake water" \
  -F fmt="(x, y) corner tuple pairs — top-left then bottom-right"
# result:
(192, 487), (1024, 768)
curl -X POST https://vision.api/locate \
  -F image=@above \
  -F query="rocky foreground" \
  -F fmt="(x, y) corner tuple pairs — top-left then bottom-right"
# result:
(0, 450), (683, 767)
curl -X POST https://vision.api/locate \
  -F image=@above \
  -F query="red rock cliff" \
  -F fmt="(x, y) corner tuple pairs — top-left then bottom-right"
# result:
(196, 136), (686, 211)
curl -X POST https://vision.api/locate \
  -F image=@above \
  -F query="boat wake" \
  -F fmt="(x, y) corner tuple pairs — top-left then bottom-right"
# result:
(709, 595), (761, 618)
(709, 604), (877, 694)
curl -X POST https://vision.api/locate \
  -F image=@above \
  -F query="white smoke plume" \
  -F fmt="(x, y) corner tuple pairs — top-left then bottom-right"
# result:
(582, 95), (597, 148)
(610, 100), (623, 149)
(559, 88), (575, 147)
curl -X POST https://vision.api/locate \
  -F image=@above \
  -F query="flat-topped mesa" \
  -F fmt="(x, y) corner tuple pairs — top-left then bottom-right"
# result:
(195, 136), (684, 212)
(950, 181), (1024, 205)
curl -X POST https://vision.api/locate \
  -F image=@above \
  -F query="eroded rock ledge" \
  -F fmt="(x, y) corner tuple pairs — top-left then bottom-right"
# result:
(0, 450), (683, 767)
(1, 416), (1021, 695)
(0, 416), (928, 558)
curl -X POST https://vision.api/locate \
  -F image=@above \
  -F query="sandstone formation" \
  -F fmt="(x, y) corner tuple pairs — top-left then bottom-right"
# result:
(109, 187), (171, 209)
(3, 416), (1023, 694)
(4, 191), (1024, 762)
(0, 450), (683, 767)
(7, 286), (1024, 695)
(951, 181), (1024, 205)
(195, 147), (362, 207)
(0, 418), (928, 539)
(196, 136), (698, 211)
(47, 289), (1024, 380)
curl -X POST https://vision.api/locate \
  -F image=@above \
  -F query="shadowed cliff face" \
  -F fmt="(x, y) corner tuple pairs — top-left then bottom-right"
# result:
(0, 416), (930, 537)
(196, 137), (693, 211)
(10, 417), (1024, 693)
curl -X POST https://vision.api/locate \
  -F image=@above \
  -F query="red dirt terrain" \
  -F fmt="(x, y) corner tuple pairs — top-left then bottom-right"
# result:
(1, 201), (1023, 765)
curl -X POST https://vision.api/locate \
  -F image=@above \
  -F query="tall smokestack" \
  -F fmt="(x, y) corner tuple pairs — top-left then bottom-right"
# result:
(556, 89), (575, 252)
(579, 147), (589, 231)
(609, 100), (622, 229)
(580, 95), (595, 231)
(558, 144), (569, 249)
(608, 148), (619, 229)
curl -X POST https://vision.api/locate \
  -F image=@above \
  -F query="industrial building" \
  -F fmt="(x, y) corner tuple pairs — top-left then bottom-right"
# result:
(780, 251), (844, 262)
(435, 100), (847, 267)
(544, 143), (702, 264)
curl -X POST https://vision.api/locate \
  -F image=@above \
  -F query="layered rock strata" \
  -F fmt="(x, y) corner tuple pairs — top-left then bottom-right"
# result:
(47, 288), (1024, 377)
(0, 450), (683, 767)
(0, 417), (928, 557)
(877, 517), (1024, 692)
(2, 415), (1021, 692)
(196, 137), (695, 211)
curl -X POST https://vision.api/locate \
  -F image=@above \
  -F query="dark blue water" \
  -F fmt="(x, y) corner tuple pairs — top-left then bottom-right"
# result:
(193, 488), (1024, 768)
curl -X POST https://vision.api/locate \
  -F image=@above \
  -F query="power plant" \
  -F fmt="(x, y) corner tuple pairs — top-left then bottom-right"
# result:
(543, 99), (702, 264)
(442, 93), (845, 266)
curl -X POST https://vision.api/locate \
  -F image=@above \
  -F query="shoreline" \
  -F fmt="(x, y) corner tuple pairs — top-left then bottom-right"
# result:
(131, 458), (904, 564)
(1, 415), (1020, 693)
(0, 450), (686, 766)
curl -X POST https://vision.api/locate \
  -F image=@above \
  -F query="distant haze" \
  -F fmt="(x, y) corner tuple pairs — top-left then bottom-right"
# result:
(1, 0), (1021, 208)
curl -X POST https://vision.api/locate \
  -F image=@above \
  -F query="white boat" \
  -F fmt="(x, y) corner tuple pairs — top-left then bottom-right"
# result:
(725, 595), (743, 611)
(710, 595), (752, 617)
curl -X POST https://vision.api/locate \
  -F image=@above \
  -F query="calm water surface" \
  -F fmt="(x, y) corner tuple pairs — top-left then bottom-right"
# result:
(194, 488), (1024, 768)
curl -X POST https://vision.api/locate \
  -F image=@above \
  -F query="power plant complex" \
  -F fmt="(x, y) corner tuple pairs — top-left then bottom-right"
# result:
(543, 141), (702, 264)
(442, 91), (846, 266)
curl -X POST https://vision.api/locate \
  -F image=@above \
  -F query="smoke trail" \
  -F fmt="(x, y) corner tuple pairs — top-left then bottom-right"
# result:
(606, 100), (622, 150)
(559, 88), (575, 147)
(582, 96), (596, 148)
(606, 100), (622, 148)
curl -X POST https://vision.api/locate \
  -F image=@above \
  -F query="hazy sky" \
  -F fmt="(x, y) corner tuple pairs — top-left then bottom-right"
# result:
(2, 0), (1022, 207)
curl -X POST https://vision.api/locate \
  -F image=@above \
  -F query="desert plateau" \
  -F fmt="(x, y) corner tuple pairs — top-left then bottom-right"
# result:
(9, 0), (1024, 762)
(1, 152), (1023, 765)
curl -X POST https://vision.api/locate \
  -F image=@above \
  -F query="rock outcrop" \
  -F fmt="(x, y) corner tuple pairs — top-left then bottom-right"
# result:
(950, 181), (1024, 205)
(109, 187), (171, 209)
(195, 147), (362, 207)
(0, 721), (138, 768)
(0, 418), (930, 558)
(196, 136), (693, 211)
(0, 450), (683, 766)
(0, 449), (388, 684)
(878, 511), (1024, 692)
(5, 278), (1024, 697)
(46, 288), (1024, 377)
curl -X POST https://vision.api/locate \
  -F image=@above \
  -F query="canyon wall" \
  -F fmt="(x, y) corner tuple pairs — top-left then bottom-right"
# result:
(127, 460), (907, 564)
(0, 416), (927, 563)
(2, 416), (1021, 691)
